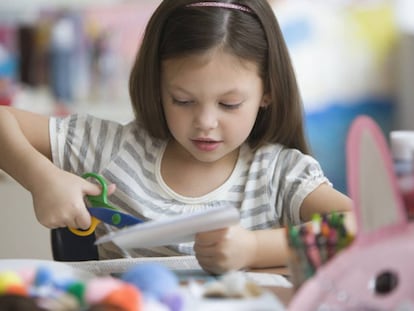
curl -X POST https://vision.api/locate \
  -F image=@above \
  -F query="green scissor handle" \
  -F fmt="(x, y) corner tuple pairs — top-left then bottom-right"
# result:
(81, 172), (116, 211)
(69, 172), (116, 236)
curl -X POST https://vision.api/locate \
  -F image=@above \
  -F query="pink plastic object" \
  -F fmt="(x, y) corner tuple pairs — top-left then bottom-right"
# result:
(289, 115), (414, 310)
(85, 277), (124, 304)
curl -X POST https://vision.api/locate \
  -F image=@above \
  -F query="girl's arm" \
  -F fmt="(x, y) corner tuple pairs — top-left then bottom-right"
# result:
(194, 226), (289, 274)
(250, 184), (356, 269)
(0, 107), (101, 229)
(300, 183), (356, 234)
(194, 183), (356, 274)
(0, 106), (53, 188)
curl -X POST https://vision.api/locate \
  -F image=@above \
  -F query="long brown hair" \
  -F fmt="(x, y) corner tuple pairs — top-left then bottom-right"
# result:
(129, 0), (310, 153)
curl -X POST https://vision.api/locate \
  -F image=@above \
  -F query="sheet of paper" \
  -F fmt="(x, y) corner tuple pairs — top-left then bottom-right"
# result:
(68, 255), (292, 288)
(67, 255), (202, 276)
(244, 272), (292, 288)
(95, 205), (240, 249)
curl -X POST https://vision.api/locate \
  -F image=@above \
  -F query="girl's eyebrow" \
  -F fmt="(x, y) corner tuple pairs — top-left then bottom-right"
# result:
(168, 85), (245, 97)
(167, 85), (191, 93)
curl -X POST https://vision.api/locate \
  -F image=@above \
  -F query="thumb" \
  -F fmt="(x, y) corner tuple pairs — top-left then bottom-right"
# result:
(75, 208), (92, 230)
(73, 181), (100, 230)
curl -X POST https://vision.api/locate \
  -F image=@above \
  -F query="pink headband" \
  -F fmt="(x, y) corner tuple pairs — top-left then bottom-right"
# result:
(186, 2), (253, 14)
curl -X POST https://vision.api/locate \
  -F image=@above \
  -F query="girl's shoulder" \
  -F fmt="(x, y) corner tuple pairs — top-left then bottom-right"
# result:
(52, 113), (150, 139)
(248, 143), (319, 170)
(249, 142), (304, 160)
(52, 112), (129, 129)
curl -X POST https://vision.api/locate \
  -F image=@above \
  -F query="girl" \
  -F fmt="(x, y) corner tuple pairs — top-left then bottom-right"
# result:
(0, 0), (353, 274)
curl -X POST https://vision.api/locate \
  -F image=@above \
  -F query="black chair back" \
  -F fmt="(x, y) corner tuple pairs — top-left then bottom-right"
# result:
(51, 228), (99, 261)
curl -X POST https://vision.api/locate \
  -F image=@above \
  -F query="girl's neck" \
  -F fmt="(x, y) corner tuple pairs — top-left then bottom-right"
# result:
(160, 141), (240, 197)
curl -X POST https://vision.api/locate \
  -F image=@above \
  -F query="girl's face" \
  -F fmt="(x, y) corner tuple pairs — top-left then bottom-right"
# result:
(161, 49), (268, 164)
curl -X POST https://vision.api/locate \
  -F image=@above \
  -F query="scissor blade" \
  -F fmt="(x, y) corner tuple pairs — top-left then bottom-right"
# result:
(88, 207), (144, 228)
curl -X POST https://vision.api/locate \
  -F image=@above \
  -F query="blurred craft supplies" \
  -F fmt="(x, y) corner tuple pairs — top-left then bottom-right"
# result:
(69, 172), (144, 236)
(0, 257), (288, 311)
(66, 255), (291, 310)
(95, 205), (240, 249)
(390, 130), (414, 219)
(286, 212), (354, 289)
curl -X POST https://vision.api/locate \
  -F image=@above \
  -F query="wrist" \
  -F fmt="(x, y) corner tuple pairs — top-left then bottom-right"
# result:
(245, 229), (289, 268)
(24, 157), (59, 194)
(246, 230), (260, 268)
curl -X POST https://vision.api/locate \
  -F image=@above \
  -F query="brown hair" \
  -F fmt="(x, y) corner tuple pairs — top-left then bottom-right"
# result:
(129, 0), (310, 153)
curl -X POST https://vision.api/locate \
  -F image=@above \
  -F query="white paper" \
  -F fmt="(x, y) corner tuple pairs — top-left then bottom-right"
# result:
(244, 272), (293, 288)
(67, 255), (202, 276)
(95, 205), (240, 249)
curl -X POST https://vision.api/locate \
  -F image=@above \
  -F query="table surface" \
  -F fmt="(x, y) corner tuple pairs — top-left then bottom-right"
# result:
(250, 266), (294, 307)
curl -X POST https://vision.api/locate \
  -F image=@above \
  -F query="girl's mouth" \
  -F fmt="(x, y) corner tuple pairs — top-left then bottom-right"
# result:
(192, 139), (221, 152)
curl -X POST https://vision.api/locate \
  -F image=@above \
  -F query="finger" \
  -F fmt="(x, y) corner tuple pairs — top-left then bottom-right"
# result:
(83, 180), (117, 197)
(194, 242), (218, 256)
(42, 220), (62, 229)
(73, 219), (91, 230)
(194, 238), (215, 248)
(195, 256), (223, 275)
(195, 228), (229, 245)
(107, 183), (117, 195)
(38, 213), (70, 229)
(199, 263), (217, 275)
(195, 253), (213, 268)
(83, 180), (102, 196)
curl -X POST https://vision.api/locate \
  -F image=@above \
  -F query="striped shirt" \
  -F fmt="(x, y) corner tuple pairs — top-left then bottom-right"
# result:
(49, 114), (329, 259)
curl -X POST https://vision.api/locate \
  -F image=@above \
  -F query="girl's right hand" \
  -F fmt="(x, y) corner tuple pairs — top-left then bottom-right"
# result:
(30, 169), (115, 230)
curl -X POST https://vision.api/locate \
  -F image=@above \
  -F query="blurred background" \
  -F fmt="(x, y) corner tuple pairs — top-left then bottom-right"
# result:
(1, 0), (412, 193)
(0, 0), (413, 258)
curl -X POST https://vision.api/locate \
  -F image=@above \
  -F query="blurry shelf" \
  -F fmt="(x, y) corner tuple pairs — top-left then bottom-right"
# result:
(13, 86), (134, 124)
(0, 0), (125, 11)
(73, 102), (134, 124)
(0, 0), (157, 24)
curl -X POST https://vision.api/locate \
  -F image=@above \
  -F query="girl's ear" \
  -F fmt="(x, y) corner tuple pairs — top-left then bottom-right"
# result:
(260, 94), (271, 108)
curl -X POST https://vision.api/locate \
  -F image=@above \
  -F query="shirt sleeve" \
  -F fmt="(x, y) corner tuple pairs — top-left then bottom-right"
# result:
(49, 114), (127, 175)
(274, 148), (331, 225)
(49, 116), (65, 170)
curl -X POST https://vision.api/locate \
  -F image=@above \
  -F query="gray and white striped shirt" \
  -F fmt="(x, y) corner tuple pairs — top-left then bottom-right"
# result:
(50, 114), (329, 259)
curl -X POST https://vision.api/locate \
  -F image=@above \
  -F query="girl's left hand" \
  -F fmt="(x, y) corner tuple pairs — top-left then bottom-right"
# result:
(193, 225), (257, 275)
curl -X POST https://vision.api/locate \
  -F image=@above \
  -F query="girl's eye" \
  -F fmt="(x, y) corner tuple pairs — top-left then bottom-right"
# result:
(220, 103), (242, 110)
(172, 98), (193, 106)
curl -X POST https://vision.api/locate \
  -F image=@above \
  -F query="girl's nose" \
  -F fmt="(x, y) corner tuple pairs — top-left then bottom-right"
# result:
(194, 106), (218, 131)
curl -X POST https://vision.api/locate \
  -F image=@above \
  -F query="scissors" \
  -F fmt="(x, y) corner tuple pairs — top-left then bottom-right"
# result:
(69, 172), (144, 236)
